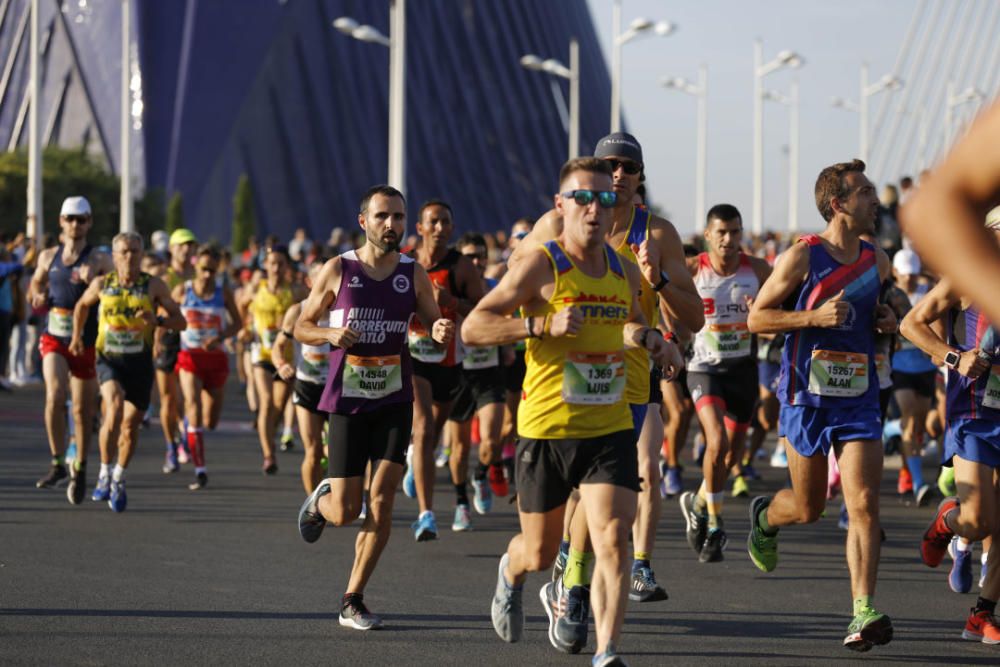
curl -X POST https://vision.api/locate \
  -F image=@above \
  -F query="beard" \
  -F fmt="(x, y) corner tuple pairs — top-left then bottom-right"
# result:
(370, 230), (400, 252)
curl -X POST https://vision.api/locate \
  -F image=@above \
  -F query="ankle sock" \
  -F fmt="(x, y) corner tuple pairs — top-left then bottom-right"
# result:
(563, 547), (595, 588)
(454, 483), (469, 506)
(112, 464), (125, 482)
(975, 597), (997, 615)
(853, 595), (874, 615)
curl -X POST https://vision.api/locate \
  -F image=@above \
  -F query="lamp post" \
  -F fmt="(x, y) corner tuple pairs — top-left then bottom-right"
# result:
(662, 65), (707, 227)
(763, 82), (799, 233)
(119, 0), (134, 233)
(944, 83), (984, 149)
(858, 64), (902, 164)
(26, 0), (41, 241)
(753, 40), (803, 236)
(521, 39), (579, 160)
(333, 0), (406, 190)
(610, 0), (675, 133)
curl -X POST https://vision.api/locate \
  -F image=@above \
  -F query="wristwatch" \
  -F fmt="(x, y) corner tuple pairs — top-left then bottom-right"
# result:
(652, 270), (670, 292)
(944, 350), (961, 369)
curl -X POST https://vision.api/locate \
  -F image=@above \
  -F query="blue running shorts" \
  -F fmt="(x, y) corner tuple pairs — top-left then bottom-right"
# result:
(944, 418), (1000, 468)
(630, 403), (649, 439)
(779, 404), (882, 457)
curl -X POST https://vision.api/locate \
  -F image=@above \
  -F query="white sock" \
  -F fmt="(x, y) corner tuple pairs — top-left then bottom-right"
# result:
(282, 425), (293, 439)
(195, 466), (206, 475)
(983, 552), (990, 565)
(99, 463), (111, 478)
(112, 464), (126, 482)
(956, 538), (971, 552)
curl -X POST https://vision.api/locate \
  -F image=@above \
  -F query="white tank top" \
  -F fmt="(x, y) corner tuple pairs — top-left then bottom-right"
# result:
(296, 317), (330, 384)
(688, 252), (759, 372)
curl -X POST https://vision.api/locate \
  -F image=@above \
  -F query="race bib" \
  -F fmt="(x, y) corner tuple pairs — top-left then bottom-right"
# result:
(705, 323), (751, 359)
(297, 344), (330, 383)
(104, 327), (145, 355)
(982, 366), (1000, 410)
(462, 345), (499, 370)
(260, 327), (278, 348)
(181, 313), (221, 350)
(48, 307), (74, 338)
(562, 351), (625, 405)
(808, 349), (869, 397)
(875, 352), (893, 388)
(408, 331), (445, 363)
(341, 354), (402, 399)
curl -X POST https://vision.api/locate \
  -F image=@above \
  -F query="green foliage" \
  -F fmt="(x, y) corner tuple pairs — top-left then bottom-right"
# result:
(165, 192), (184, 233)
(231, 174), (256, 253)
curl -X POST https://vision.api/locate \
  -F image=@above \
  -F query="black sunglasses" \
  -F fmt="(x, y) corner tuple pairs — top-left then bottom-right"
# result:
(604, 158), (642, 175)
(63, 215), (90, 223)
(560, 190), (618, 209)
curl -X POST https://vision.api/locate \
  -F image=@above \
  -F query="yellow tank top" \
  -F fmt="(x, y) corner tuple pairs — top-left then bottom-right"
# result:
(615, 206), (658, 404)
(518, 240), (634, 440)
(165, 266), (186, 290)
(96, 272), (155, 356)
(250, 281), (295, 365)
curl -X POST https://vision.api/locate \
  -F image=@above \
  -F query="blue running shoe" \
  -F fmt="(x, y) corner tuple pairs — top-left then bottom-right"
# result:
(403, 465), (417, 499)
(66, 442), (77, 464)
(108, 479), (127, 513)
(92, 474), (111, 502)
(472, 477), (493, 514)
(770, 446), (788, 469)
(592, 640), (626, 667)
(948, 536), (973, 593)
(838, 503), (849, 530)
(412, 511), (438, 542)
(661, 465), (682, 498)
(981, 553), (988, 589)
(742, 463), (761, 481)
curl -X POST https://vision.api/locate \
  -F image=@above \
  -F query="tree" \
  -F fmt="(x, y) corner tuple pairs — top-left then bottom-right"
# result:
(231, 174), (256, 253)
(165, 192), (184, 233)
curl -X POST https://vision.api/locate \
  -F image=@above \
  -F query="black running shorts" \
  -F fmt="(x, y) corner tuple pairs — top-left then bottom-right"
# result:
(648, 367), (663, 405)
(327, 402), (412, 478)
(97, 354), (155, 412)
(451, 366), (506, 422)
(686, 361), (758, 425)
(293, 378), (327, 416)
(411, 358), (462, 403)
(516, 429), (640, 513)
(154, 338), (180, 372)
(503, 349), (527, 394)
(891, 369), (937, 399)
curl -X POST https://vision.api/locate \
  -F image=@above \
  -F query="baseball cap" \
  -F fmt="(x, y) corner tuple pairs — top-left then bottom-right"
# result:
(593, 132), (643, 165)
(892, 248), (921, 276)
(60, 196), (91, 217)
(169, 228), (198, 246)
(151, 230), (169, 253)
(986, 205), (1000, 230)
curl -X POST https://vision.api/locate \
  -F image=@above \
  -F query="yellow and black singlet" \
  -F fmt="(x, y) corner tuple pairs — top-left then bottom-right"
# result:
(249, 281), (295, 365)
(615, 206), (658, 405)
(518, 240), (634, 440)
(95, 271), (155, 357)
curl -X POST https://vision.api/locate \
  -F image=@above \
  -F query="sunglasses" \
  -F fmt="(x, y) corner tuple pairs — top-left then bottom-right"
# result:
(604, 159), (642, 175)
(62, 215), (90, 224)
(198, 264), (217, 273)
(560, 190), (618, 208)
(462, 252), (487, 261)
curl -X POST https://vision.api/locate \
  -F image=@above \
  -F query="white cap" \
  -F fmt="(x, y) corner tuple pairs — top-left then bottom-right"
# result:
(60, 196), (91, 217)
(151, 230), (169, 253)
(892, 248), (921, 276)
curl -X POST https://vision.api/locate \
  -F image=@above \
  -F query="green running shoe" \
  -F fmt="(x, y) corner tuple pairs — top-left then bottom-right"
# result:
(844, 606), (893, 651)
(747, 496), (778, 572)
(731, 475), (749, 498)
(937, 466), (957, 497)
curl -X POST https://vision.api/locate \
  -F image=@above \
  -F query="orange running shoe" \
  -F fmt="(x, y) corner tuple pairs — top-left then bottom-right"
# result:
(897, 467), (913, 495)
(921, 497), (958, 567)
(489, 463), (509, 497)
(963, 608), (1000, 644)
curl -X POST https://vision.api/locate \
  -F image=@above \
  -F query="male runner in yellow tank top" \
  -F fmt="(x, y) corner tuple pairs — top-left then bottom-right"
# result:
(463, 157), (681, 665)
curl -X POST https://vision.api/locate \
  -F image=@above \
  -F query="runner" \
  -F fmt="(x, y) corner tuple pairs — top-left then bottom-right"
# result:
(903, 211), (1000, 644)
(295, 184), (454, 630)
(172, 244), (241, 490)
(465, 157), (680, 664)
(444, 232), (508, 530)
(27, 196), (112, 503)
(156, 229), (197, 474)
(679, 204), (771, 563)
(239, 245), (306, 474)
(746, 159), (898, 651)
(404, 199), (484, 541)
(70, 232), (185, 512)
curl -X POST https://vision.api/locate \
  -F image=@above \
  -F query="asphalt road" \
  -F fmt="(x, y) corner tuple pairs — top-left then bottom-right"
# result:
(1, 379), (997, 666)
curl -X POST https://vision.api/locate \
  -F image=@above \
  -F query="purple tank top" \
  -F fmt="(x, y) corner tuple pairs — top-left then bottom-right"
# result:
(945, 307), (1000, 422)
(318, 250), (417, 415)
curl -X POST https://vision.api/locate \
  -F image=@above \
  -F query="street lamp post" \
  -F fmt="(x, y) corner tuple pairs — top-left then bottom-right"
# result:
(753, 40), (803, 236)
(521, 39), (579, 160)
(26, 0), (41, 241)
(944, 83), (984, 149)
(763, 82), (800, 233)
(831, 65), (901, 165)
(662, 65), (707, 227)
(333, 0), (406, 190)
(120, 0), (134, 233)
(610, 0), (675, 133)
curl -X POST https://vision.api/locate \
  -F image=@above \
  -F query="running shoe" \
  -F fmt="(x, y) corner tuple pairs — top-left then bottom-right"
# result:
(91, 474), (111, 502)
(162, 444), (179, 474)
(488, 463), (509, 497)
(731, 475), (749, 498)
(662, 465), (682, 498)
(539, 579), (589, 654)
(679, 491), (707, 554)
(699, 528), (727, 563)
(452, 504), (472, 532)
(471, 478), (493, 515)
(897, 467), (913, 495)
(188, 471), (208, 491)
(770, 445), (788, 469)
(747, 496), (778, 573)
(742, 463), (761, 481)
(108, 479), (127, 513)
(434, 442), (450, 468)
(838, 503), (849, 531)
(65, 442), (77, 464)
(66, 463), (86, 505)
(36, 463), (68, 489)
(964, 608), (1000, 644)
(280, 433), (295, 452)
(981, 553), (989, 590)
(948, 537), (973, 593)
(402, 446), (417, 498)
(629, 564), (668, 602)
(358, 501), (367, 521)
(298, 479), (330, 543)
(339, 594), (384, 631)
(491, 553), (524, 643)
(176, 438), (191, 465)
(262, 457), (278, 475)
(412, 511), (438, 542)
(915, 483), (933, 507)
(592, 641), (628, 667)
(921, 496), (959, 567)
(844, 606), (893, 651)
(551, 544), (568, 583)
(938, 466), (957, 497)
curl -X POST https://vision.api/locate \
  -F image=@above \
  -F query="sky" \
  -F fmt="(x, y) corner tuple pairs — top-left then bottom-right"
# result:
(584, 0), (939, 237)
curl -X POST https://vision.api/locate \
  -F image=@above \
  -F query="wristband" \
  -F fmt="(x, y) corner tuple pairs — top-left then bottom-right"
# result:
(663, 330), (678, 345)
(156, 315), (166, 327)
(282, 329), (294, 339)
(524, 317), (539, 339)
(652, 270), (670, 292)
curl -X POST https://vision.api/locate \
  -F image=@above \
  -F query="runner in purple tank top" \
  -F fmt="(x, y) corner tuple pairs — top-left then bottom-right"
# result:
(294, 185), (454, 631)
(747, 160), (898, 652)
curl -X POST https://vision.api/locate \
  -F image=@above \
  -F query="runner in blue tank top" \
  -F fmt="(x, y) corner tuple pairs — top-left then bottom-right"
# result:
(294, 185), (454, 632)
(902, 211), (1000, 644)
(746, 160), (898, 652)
